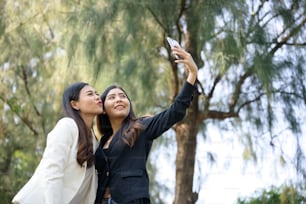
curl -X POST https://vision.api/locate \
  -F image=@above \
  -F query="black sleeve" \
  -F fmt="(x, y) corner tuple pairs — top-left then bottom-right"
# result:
(143, 81), (196, 140)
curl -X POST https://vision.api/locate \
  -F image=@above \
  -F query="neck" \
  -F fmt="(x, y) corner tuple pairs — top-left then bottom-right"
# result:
(109, 118), (124, 134)
(80, 114), (94, 129)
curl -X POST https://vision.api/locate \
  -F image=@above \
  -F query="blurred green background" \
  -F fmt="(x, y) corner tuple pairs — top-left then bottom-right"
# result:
(1, 0), (306, 203)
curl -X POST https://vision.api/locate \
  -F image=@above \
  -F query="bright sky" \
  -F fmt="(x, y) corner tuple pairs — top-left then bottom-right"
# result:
(194, 129), (298, 204)
(151, 123), (304, 204)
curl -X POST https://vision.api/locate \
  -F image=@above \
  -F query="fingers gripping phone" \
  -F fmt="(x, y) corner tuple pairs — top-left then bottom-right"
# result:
(166, 37), (181, 59)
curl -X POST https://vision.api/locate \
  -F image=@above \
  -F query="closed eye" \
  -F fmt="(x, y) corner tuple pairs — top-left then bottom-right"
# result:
(107, 95), (116, 100)
(87, 91), (94, 96)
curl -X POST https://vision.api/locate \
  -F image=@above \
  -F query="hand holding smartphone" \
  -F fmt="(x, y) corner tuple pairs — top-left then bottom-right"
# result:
(166, 37), (181, 59)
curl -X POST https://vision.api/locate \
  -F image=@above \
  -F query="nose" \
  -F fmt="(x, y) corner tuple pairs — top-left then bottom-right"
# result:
(95, 95), (101, 101)
(115, 96), (122, 103)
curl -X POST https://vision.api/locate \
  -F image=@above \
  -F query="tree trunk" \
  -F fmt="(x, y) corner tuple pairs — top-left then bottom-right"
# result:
(174, 97), (200, 204)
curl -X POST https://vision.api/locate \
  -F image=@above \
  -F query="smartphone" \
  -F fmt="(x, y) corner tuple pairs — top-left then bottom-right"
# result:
(166, 37), (181, 59)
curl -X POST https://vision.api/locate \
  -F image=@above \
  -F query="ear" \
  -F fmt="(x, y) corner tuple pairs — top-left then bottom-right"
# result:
(70, 100), (80, 111)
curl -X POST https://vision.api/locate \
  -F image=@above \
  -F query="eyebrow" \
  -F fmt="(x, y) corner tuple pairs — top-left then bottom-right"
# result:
(107, 92), (125, 97)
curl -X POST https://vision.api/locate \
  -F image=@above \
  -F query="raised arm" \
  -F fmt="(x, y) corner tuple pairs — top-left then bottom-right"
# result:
(143, 47), (198, 140)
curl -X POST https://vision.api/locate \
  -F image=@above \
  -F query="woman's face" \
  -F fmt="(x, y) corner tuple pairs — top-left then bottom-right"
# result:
(72, 85), (103, 116)
(103, 88), (130, 120)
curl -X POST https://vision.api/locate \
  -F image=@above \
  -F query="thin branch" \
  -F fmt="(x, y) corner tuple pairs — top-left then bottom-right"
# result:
(282, 42), (306, 46)
(247, 0), (266, 35)
(195, 78), (206, 96)
(0, 95), (39, 136)
(208, 74), (222, 99)
(145, 7), (167, 32)
(237, 92), (266, 113)
(229, 70), (252, 112)
(176, 0), (187, 42)
(276, 90), (305, 100)
(270, 17), (306, 55)
(20, 65), (41, 116)
(198, 109), (239, 121)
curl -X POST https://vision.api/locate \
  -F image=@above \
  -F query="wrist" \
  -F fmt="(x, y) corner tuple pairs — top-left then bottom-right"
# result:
(187, 74), (197, 85)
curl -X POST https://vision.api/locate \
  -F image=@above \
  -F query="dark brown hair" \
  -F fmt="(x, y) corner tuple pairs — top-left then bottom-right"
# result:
(62, 82), (94, 167)
(96, 85), (143, 147)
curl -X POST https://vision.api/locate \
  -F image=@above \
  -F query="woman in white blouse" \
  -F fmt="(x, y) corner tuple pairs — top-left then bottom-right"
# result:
(12, 82), (103, 204)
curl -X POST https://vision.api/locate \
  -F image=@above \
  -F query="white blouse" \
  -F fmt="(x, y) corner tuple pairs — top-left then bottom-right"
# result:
(70, 138), (98, 204)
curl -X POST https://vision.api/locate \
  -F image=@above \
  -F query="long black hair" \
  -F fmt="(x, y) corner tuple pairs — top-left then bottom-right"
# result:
(96, 85), (143, 147)
(62, 82), (94, 167)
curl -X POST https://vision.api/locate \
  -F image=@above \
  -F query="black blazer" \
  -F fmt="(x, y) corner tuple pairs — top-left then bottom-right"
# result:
(95, 82), (196, 204)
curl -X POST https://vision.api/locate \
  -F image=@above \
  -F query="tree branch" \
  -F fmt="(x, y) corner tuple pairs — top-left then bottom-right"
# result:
(0, 95), (39, 136)
(229, 70), (252, 112)
(270, 17), (306, 55)
(237, 92), (266, 113)
(21, 65), (41, 116)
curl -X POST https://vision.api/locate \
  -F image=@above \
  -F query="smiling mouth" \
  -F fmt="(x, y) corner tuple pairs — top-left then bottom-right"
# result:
(114, 105), (125, 109)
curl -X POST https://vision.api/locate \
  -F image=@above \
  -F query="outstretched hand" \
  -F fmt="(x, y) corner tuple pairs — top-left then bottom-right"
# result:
(171, 46), (198, 85)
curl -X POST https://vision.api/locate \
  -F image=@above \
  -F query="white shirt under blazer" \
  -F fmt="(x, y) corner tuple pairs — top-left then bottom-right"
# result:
(12, 117), (98, 204)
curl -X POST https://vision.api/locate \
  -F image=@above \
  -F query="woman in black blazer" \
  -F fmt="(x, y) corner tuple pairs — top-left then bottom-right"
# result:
(95, 46), (198, 204)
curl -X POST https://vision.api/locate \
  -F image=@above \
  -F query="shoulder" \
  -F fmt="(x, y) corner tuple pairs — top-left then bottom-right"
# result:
(138, 115), (152, 124)
(47, 117), (79, 143)
(138, 115), (153, 121)
(56, 117), (78, 130)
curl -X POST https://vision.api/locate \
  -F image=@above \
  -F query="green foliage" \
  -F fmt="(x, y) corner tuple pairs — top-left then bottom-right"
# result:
(0, 0), (306, 203)
(0, 1), (77, 202)
(237, 185), (306, 204)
